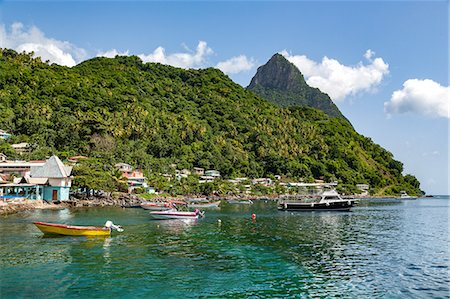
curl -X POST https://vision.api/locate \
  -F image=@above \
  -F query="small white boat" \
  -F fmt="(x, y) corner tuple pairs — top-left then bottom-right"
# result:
(149, 209), (204, 220)
(228, 199), (253, 205)
(187, 199), (221, 208)
(140, 201), (172, 211)
(278, 189), (354, 211)
(400, 191), (416, 200)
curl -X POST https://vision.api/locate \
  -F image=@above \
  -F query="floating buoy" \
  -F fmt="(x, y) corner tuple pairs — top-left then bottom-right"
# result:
(218, 219), (222, 226)
(251, 213), (256, 220)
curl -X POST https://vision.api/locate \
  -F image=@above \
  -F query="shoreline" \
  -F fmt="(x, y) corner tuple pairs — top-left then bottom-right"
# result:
(0, 192), (414, 216)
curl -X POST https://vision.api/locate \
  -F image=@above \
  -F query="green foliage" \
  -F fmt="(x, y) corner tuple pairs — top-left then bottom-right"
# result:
(0, 49), (421, 195)
(72, 158), (117, 193)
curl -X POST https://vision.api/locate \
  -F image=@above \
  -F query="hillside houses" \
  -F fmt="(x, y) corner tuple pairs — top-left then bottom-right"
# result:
(114, 163), (153, 193)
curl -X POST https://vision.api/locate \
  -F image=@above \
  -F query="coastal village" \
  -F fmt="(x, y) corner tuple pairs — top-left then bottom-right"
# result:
(0, 128), (370, 214)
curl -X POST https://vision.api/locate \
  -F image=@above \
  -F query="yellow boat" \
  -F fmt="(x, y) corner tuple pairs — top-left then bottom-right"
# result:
(33, 221), (123, 236)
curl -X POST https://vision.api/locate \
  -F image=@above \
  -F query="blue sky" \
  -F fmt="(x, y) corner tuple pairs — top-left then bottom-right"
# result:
(1, 1), (448, 194)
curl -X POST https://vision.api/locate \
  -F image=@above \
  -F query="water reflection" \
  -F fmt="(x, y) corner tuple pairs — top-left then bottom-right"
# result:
(0, 198), (448, 298)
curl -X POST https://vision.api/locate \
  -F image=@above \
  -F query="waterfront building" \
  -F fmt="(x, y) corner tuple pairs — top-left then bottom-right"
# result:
(30, 156), (73, 201)
(0, 161), (46, 177)
(0, 153), (7, 162)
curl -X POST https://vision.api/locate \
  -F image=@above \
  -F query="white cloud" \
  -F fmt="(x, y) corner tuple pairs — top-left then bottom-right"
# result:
(97, 49), (130, 58)
(280, 49), (389, 101)
(422, 150), (440, 157)
(384, 79), (450, 118)
(138, 41), (213, 69)
(216, 55), (255, 74)
(0, 22), (86, 67)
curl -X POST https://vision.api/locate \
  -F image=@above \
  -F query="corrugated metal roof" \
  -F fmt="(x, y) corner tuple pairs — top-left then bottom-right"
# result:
(30, 156), (72, 178)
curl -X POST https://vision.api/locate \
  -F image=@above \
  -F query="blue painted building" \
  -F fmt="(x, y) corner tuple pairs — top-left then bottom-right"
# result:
(30, 156), (73, 202)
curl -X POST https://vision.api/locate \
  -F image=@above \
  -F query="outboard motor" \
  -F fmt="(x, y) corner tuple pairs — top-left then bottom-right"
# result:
(104, 220), (124, 232)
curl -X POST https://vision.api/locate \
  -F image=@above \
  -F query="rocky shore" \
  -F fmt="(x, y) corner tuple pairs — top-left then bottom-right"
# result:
(0, 193), (280, 216)
(0, 199), (68, 216)
(0, 192), (365, 216)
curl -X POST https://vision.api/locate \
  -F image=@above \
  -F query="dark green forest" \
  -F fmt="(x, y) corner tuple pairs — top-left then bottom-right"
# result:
(0, 49), (421, 195)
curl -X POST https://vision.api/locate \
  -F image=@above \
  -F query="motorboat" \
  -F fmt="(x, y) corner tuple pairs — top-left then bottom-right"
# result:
(228, 199), (253, 205)
(187, 198), (221, 208)
(141, 200), (187, 210)
(399, 191), (416, 200)
(278, 189), (354, 211)
(149, 208), (204, 220)
(140, 201), (172, 211)
(33, 220), (123, 236)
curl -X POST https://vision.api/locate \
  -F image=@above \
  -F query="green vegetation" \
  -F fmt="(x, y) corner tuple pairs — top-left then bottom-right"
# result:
(0, 49), (422, 196)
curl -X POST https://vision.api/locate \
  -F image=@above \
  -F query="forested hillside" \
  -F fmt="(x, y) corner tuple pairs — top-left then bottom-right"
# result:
(0, 49), (421, 195)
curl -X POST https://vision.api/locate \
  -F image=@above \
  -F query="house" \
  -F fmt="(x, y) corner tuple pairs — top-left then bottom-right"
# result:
(11, 143), (30, 154)
(193, 167), (205, 176)
(115, 163), (133, 174)
(199, 176), (215, 184)
(0, 129), (11, 140)
(0, 153), (7, 162)
(30, 155), (72, 201)
(204, 170), (221, 178)
(252, 178), (273, 186)
(0, 160), (46, 177)
(175, 169), (191, 180)
(127, 170), (154, 194)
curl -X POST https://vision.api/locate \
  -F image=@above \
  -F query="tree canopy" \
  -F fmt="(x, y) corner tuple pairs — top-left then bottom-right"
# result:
(0, 49), (422, 195)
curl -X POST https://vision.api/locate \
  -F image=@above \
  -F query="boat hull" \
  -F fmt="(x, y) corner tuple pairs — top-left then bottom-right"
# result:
(33, 221), (111, 236)
(278, 201), (354, 211)
(149, 211), (200, 220)
(141, 204), (172, 211)
(187, 201), (221, 208)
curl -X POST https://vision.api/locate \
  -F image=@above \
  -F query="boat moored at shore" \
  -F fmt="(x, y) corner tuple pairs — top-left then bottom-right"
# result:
(33, 220), (123, 236)
(278, 189), (354, 211)
(148, 208), (204, 220)
(399, 191), (417, 200)
(187, 198), (221, 208)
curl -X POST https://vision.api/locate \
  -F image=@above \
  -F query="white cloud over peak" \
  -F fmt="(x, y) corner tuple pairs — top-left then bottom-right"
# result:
(280, 49), (389, 101)
(97, 49), (130, 58)
(216, 55), (255, 74)
(138, 41), (213, 69)
(0, 22), (86, 67)
(384, 79), (450, 118)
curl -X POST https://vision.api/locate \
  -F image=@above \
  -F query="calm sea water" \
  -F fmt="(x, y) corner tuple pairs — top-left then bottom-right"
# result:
(1, 196), (449, 298)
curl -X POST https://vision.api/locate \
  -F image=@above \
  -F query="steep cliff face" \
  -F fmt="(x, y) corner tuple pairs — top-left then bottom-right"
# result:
(247, 53), (345, 119)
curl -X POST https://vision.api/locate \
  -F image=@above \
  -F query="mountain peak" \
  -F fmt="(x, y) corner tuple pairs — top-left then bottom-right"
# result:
(247, 53), (345, 119)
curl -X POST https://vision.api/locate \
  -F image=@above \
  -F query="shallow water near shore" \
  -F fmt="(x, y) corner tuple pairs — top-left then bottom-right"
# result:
(1, 196), (449, 298)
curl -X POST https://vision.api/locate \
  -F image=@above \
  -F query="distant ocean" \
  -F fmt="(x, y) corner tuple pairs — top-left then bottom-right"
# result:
(1, 196), (449, 298)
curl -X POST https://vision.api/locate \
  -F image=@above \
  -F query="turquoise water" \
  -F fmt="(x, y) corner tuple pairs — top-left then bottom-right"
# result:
(1, 197), (449, 298)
